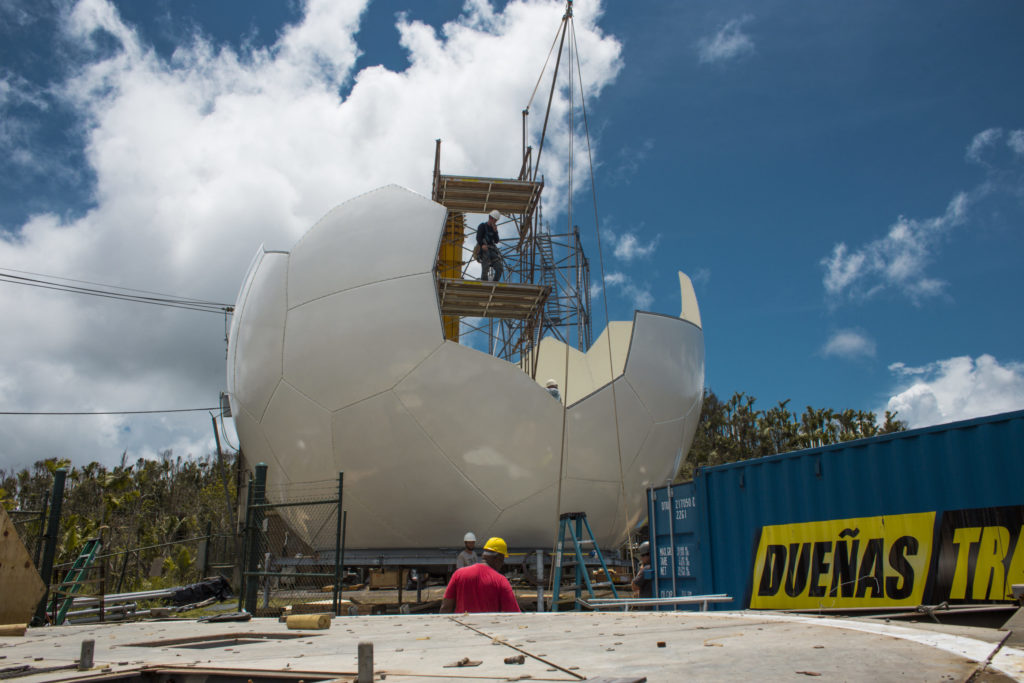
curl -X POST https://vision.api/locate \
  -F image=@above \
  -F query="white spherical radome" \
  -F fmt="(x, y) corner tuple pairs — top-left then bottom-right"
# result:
(227, 185), (704, 550)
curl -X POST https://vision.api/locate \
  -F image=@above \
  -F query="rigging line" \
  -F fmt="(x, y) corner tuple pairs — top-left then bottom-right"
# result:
(0, 275), (231, 314)
(570, 18), (634, 563)
(0, 407), (220, 415)
(0, 266), (227, 306)
(525, 10), (568, 113)
(550, 11), (576, 594)
(532, 7), (570, 183)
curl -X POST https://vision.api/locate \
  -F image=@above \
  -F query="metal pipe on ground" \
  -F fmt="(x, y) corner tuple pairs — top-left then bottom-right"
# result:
(67, 610), (152, 625)
(580, 594), (733, 611)
(72, 589), (176, 607)
(65, 603), (137, 620)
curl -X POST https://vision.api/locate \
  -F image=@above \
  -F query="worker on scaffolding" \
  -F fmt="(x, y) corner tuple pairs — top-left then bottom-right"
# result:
(440, 537), (521, 613)
(476, 210), (503, 282)
(456, 531), (480, 568)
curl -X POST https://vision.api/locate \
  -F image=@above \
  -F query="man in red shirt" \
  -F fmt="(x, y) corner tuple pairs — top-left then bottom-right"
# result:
(440, 536), (521, 613)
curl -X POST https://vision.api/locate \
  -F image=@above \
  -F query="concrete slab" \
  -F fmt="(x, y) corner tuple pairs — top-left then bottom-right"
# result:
(1, 610), (1022, 682)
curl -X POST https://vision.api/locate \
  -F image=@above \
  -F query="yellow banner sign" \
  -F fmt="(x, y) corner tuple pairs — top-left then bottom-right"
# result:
(750, 512), (935, 609)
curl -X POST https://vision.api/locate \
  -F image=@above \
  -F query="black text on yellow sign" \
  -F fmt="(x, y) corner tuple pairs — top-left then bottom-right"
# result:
(933, 505), (1024, 603)
(749, 512), (934, 609)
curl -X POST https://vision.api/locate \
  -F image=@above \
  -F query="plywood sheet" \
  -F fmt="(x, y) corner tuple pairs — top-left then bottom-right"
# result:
(0, 506), (46, 626)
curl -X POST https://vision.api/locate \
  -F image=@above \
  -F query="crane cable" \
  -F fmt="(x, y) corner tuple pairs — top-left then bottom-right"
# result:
(525, 11), (568, 114)
(569, 15), (637, 574)
(530, 0), (634, 595)
(550, 1), (575, 598)
(530, 7), (571, 183)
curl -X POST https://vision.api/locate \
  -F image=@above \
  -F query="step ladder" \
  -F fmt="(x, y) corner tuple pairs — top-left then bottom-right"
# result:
(49, 537), (101, 624)
(551, 512), (619, 611)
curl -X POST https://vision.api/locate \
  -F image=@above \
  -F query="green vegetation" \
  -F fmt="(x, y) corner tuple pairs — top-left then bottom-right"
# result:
(678, 390), (906, 481)
(0, 451), (238, 592)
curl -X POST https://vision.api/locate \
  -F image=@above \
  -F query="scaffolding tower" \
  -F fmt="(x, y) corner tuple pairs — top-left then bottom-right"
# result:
(432, 139), (592, 377)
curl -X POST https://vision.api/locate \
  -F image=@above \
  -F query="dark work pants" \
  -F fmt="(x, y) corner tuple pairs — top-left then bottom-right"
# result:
(480, 246), (503, 282)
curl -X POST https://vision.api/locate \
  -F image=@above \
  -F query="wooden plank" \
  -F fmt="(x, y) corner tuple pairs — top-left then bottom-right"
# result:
(436, 175), (542, 214)
(0, 507), (46, 626)
(436, 279), (550, 321)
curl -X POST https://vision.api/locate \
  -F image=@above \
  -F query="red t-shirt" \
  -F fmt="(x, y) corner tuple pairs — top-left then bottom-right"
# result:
(444, 563), (521, 613)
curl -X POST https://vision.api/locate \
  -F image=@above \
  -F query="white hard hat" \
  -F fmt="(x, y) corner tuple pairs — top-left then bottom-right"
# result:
(464, 532), (476, 542)
(489, 210), (501, 220)
(545, 379), (558, 388)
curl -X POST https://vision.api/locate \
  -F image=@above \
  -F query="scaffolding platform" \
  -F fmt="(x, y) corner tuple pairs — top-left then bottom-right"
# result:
(433, 174), (543, 216)
(437, 278), (550, 320)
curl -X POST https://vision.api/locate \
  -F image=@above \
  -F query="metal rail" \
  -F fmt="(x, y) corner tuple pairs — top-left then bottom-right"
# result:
(578, 594), (733, 611)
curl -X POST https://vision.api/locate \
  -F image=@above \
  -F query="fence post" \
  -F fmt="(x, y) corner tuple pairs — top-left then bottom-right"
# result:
(243, 463), (267, 613)
(333, 472), (344, 615)
(33, 490), (50, 570)
(536, 550), (545, 612)
(237, 480), (253, 612)
(200, 521), (212, 578)
(33, 468), (67, 626)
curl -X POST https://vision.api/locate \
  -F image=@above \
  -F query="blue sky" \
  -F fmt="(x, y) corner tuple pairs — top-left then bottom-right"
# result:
(0, 0), (1022, 471)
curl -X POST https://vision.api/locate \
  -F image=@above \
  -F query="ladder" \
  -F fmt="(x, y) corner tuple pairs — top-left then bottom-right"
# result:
(551, 512), (619, 611)
(536, 233), (560, 323)
(49, 537), (101, 624)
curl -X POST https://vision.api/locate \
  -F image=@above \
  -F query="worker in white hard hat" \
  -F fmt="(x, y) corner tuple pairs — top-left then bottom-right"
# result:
(441, 537), (521, 613)
(456, 531), (480, 569)
(544, 378), (561, 402)
(476, 210), (503, 282)
(631, 540), (653, 601)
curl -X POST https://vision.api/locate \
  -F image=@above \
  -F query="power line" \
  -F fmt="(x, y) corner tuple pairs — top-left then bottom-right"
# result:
(0, 266), (225, 303)
(0, 407), (220, 416)
(0, 268), (233, 315)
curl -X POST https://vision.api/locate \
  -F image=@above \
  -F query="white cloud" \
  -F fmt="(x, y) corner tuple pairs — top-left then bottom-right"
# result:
(823, 126), (1024, 307)
(609, 138), (653, 185)
(1008, 130), (1024, 157)
(821, 191), (968, 303)
(690, 268), (710, 287)
(613, 231), (657, 261)
(821, 330), (875, 359)
(592, 271), (653, 309)
(0, 72), (53, 174)
(0, 0), (37, 29)
(697, 16), (755, 65)
(0, 0), (623, 471)
(965, 127), (1002, 163)
(884, 355), (1024, 428)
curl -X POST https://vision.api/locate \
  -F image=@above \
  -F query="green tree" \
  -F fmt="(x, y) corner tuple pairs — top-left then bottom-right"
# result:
(677, 389), (907, 481)
(0, 450), (239, 592)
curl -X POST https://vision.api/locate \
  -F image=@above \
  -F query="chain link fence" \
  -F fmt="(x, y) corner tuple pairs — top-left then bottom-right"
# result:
(239, 468), (345, 615)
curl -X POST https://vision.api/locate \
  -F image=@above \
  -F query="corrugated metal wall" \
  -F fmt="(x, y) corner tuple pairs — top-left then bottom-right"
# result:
(650, 409), (1024, 609)
(648, 481), (706, 603)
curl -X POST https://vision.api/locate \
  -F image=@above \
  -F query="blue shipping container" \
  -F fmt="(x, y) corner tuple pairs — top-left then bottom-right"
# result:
(648, 409), (1024, 610)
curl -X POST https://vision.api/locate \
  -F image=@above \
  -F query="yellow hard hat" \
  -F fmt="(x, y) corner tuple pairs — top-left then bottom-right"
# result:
(483, 537), (508, 557)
